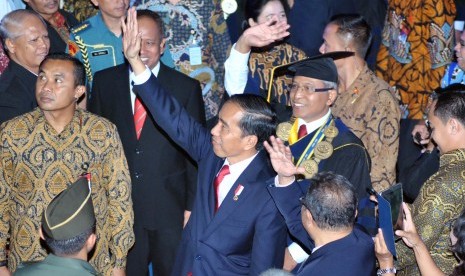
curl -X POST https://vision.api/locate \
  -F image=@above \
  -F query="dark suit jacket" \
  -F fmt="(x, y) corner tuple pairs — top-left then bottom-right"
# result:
(133, 73), (287, 276)
(0, 60), (37, 125)
(26, 5), (79, 54)
(89, 63), (205, 230)
(268, 182), (376, 276)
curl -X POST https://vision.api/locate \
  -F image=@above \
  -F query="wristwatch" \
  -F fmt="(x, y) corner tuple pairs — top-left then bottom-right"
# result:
(377, 267), (396, 275)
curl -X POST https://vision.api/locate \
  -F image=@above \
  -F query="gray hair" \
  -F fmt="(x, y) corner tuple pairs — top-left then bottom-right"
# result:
(0, 9), (46, 52)
(323, 80), (338, 93)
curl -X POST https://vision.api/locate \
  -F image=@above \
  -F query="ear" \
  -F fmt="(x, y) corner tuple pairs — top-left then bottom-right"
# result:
(39, 227), (45, 240)
(243, 135), (258, 151)
(248, 18), (257, 27)
(86, 233), (97, 253)
(74, 85), (86, 100)
(5, 38), (15, 55)
(160, 38), (167, 53)
(303, 208), (313, 226)
(327, 89), (337, 106)
(449, 118), (460, 135)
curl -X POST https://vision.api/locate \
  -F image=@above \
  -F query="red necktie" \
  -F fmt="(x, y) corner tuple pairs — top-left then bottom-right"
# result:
(298, 124), (307, 139)
(134, 97), (147, 140)
(214, 165), (230, 212)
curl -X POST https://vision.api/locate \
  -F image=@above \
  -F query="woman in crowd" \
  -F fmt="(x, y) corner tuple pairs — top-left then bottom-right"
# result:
(375, 203), (465, 275)
(25, 0), (78, 53)
(224, 0), (306, 121)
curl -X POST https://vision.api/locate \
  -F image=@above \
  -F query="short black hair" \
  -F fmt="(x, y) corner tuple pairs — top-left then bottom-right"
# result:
(301, 172), (357, 230)
(329, 14), (372, 58)
(136, 9), (164, 39)
(43, 225), (95, 256)
(227, 94), (277, 151)
(244, 0), (289, 28)
(39, 53), (86, 87)
(433, 91), (465, 126)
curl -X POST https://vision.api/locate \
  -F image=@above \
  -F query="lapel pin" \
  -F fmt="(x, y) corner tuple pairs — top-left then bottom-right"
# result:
(233, 184), (244, 201)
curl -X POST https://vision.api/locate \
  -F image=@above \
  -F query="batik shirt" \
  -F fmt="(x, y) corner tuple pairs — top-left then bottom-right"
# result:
(376, 0), (456, 119)
(396, 149), (465, 275)
(0, 108), (134, 275)
(332, 65), (401, 192)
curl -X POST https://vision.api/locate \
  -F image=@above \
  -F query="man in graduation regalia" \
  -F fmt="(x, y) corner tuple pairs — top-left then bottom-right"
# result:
(276, 55), (373, 268)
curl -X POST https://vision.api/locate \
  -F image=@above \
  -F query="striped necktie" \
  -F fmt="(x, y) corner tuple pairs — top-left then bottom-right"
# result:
(134, 97), (147, 140)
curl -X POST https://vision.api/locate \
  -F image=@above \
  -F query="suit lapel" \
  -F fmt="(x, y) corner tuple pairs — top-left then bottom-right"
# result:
(115, 65), (137, 141)
(203, 152), (268, 236)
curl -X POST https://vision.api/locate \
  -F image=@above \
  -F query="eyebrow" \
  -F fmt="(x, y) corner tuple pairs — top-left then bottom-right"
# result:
(219, 117), (229, 127)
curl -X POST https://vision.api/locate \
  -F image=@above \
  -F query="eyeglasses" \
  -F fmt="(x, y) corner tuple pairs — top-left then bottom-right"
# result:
(289, 83), (333, 94)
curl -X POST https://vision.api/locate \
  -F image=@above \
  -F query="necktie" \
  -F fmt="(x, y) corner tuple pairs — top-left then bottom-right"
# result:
(134, 97), (147, 140)
(214, 165), (230, 212)
(298, 124), (307, 139)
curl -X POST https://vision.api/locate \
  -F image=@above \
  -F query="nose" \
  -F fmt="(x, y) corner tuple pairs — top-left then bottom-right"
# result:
(211, 121), (221, 137)
(319, 43), (325, 54)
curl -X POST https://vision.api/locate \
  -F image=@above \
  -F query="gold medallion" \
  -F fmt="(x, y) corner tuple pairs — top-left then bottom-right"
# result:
(301, 159), (318, 179)
(276, 122), (292, 141)
(314, 141), (333, 160)
(324, 125), (338, 138)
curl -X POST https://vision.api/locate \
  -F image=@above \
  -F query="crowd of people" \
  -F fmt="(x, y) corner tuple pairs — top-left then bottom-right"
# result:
(0, 0), (464, 276)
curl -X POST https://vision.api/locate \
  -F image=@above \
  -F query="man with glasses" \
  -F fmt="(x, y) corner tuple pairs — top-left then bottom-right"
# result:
(272, 56), (373, 270)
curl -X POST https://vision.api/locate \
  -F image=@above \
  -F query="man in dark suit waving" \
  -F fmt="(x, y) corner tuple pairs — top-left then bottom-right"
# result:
(88, 9), (205, 276)
(122, 8), (287, 275)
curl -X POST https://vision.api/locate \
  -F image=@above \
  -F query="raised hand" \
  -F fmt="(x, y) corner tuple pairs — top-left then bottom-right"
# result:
(264, 136), (305, 185)
(121, 7), (145, 74)
(235, 20), (290, 53)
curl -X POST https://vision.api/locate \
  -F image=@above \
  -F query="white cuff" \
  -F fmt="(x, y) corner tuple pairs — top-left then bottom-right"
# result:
(274, 175), (295, 187)
(288, 242), (309, 263)
(130, 67), (151, 85)
(455, 21), (465, 31)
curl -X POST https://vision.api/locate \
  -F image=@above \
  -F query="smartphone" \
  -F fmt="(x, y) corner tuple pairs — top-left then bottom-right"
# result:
(380, 183), (404, 232)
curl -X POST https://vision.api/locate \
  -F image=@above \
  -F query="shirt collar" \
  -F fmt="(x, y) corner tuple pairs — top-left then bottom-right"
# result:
(297, 109), (332, 135)
(39, 108), (82, 137)
(224, 152), (259, 176)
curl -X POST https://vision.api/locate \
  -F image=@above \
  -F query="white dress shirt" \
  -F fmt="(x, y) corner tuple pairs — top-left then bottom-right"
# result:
(129, 62), (160, 113)
(224, 43), (250, 96)
(217, 153), (258, 207)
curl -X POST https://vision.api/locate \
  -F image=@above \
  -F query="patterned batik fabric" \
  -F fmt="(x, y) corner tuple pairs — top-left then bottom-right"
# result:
(441, 62), (465, 87)
(0, 108), (134, 275)
(136, 0), (232, 120)
(395, 149), (465, 276)
(249, 43), (307, 104)
(63, 0), (98, 22)
(376, 0), (456, 119)
(0, 43), (9, 75)
(332, 65), (401, 192)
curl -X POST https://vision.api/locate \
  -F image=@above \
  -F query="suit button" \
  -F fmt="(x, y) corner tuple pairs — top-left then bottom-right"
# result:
(135, 173), (143, 179)
(135, 148), (143, 154)
(195, 255), (202, 260)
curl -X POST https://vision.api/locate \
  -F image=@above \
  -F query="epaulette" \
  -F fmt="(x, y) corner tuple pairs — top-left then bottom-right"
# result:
(71, 21), (90, 34)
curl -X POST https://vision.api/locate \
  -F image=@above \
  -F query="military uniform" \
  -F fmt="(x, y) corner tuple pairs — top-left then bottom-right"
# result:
(15, 255), (98, 276)
(68, 12), (124, 89)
